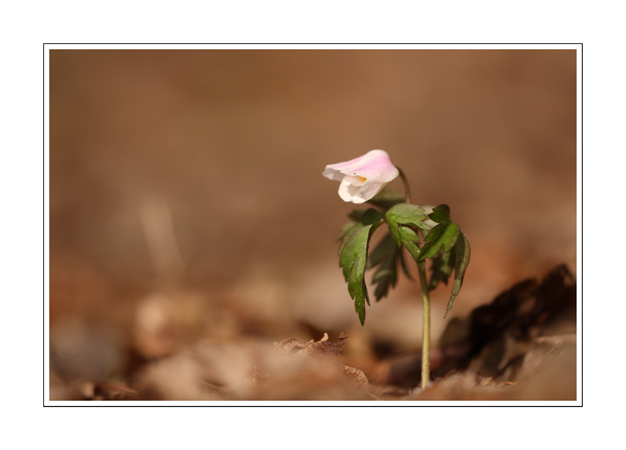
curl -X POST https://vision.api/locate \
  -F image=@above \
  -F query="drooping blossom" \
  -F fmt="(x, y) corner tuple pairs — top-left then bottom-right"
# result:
(322, 149), (400, 204)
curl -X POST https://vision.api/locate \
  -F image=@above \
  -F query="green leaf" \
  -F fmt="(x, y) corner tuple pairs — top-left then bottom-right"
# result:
(442, 223), (460, 252)
(428, 249), (455, 291)
(347, 208), (383, 225)
(336, 220), (359, 242)
(418, 222), (460, 261)
(424, 223), (445, 243)
(398, 225), (420, 242)
(338, 219), (384, 325)
(367, 232), (396, 269)
(339, 208), (383, 243)
(399, 227), (421, 261)
(385, 203), (430, 262)
(398, 247), (414, 281)
(367, 234), (400, 302)
(444, 231), (471, 318)
(339, 225), (370, 281)
(387, 204), (430, 233)
(354, 288), (367, 325)
(337, 222), (364, 256)
(360, 208), (384, 225)
(347, 247), (367, 299)
(367, 189), (406, 210)
(428, 204), (451, 224)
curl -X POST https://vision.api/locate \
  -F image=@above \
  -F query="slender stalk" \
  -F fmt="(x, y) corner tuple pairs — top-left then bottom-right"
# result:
(396, 165), (429, 385)
(397, 167), (412, 204)
(417, 261), (431, 386)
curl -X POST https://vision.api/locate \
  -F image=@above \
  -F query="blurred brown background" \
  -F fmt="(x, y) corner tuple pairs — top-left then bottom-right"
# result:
(49, 49), (577, 396)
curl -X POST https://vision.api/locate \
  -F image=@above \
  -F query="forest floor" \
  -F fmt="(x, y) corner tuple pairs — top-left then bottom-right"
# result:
(49, 263), (576, 402)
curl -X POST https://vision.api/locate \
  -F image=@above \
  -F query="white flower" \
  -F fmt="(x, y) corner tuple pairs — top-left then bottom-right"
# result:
(322, 149), (400, 204)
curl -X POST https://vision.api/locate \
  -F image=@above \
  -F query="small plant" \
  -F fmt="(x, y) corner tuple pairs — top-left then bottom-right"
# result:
(323, 149), (471, 386)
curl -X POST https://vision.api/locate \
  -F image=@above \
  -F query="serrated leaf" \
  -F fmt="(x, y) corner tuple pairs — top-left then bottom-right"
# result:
(428, 249), (455, 291)
(385, 203), (430, 262)
(338, 208), (383, 244)
(428, 204), (451, 224)
(360, 208), (383, 225)
(418, 222), (460, 261)
(338, 220), (383, 324)
(354, 287), (367, 325)
(367, 233), (396, 269)
(336, 221), (359, 242)
(339, 225), (370, 281)
(424, 223), (445, 243)
(347, 250), (367, 298)
(398, 247), (414, 281)
(444, 231), (471, 318)
(338, 222), (364, 259)
(367, 234), (400, 302)
(403, 240), (421, 262)
(372, 268), (395, 283)
(397, 226), (422, 260)
(442, 223), (460, 252)
(387, 204), (430, 232)
(398, 225), (420, 243)
(348, 207), (383, 225)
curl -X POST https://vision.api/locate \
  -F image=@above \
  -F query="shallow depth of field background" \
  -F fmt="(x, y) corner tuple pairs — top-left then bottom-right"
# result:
(49, 49), (576, 399)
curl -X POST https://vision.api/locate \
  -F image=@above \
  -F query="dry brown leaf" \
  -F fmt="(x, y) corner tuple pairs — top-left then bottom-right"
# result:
(273, 332), (368, 388)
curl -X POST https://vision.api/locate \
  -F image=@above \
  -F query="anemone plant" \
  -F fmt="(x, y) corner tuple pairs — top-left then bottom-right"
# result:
(323, 149), (471, 386)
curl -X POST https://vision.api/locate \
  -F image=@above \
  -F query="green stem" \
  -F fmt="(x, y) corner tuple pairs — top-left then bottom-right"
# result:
(417, 261), (431, 387)
(396, 165), (428, 384)
(397, 167), (412, 204)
